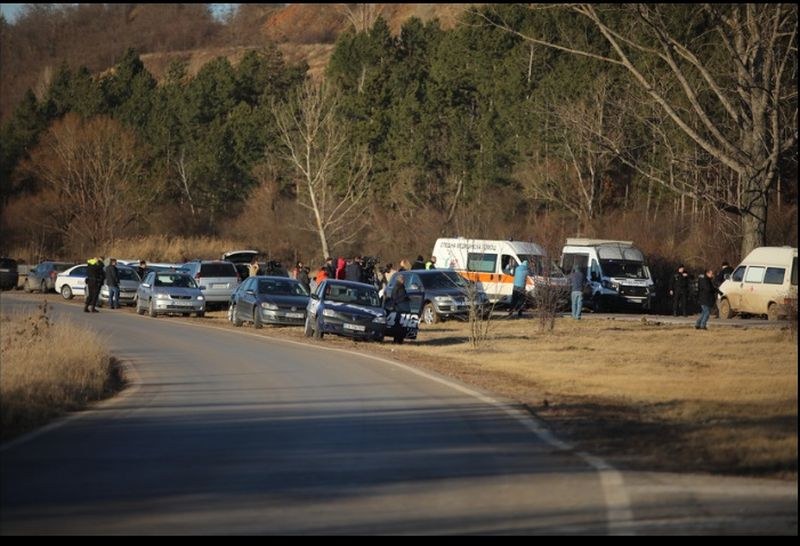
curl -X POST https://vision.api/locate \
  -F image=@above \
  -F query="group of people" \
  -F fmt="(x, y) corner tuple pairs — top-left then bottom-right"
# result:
(669, 261), (733, 330)
(83, 256), (123, 313)
(565, 260), (735, 329)
(305, 254), (437, 293)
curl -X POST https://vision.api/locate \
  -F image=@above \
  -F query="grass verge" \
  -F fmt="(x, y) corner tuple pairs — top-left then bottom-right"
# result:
(0, 301), (125, 442)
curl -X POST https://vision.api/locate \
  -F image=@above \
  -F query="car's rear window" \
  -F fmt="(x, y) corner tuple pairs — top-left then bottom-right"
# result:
(200, 263), (237, 277)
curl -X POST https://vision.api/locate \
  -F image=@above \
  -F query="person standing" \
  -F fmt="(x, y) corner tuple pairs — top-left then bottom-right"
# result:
(391, 274), (411, 313)
(425, 256), (437, 270)
(297, 264), (311, 293)
(411, 255), (426, 270)
(508, 259), (529, 317)
(696, 269), (720, 330)
(104, 258), (120, 309)
(570, 266), (587, 320)
(669, 265), (690, 316)
(84, 256), (105, 313)
(345, 256), (363, 282)
(248, 257), (260, 278)
(137, 260), (148, 281)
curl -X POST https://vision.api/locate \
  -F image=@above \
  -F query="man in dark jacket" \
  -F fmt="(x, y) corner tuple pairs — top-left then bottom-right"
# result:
(411, 255), (426, 270)
(105, 258), (120, 309)
(84, 257), (105, 313)
(345, 257), (363, 282)
(695, 269), (720, 330)
(669, 265), (690, 316)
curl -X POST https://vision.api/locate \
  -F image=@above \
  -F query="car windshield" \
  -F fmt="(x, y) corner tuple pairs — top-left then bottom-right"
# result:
(154, 274), (197, 288)
(259, 279), (308, 296)
(118, 268), (140, 281)
(600, 259), (648, 279)
(420, 271), (469, 290)
(325, 284), (381, 307)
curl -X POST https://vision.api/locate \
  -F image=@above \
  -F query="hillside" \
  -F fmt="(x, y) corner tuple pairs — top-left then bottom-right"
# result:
(140, 4), (473, 83)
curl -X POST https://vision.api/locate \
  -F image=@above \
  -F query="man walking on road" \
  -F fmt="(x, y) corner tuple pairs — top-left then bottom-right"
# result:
(696, 269), (720, 330)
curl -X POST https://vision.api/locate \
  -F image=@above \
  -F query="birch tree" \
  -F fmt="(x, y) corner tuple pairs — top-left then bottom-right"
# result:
(272, 80), (371, 259)
(482, 3), (798, 257)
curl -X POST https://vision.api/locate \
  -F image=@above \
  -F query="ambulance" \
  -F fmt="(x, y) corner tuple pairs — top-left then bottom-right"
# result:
(431, 237), (567, 305)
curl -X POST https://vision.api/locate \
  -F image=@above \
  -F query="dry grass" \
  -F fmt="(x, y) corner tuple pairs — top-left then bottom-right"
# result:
(375, 318), (798, 479)
(105, 235), (251, 264)
(0, 302), (123, 442)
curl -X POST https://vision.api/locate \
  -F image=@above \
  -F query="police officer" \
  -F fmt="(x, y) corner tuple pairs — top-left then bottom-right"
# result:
(669, 264), (690, 317)
(84, 256), (105, 313)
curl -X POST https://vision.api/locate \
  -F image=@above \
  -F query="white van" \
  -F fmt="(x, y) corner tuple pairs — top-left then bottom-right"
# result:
(560, 238), (655, 311)
(431, 237), (567, 305)
(718, 246), (798, 321)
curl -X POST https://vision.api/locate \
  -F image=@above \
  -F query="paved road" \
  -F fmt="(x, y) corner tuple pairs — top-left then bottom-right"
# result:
(1, 294), (796, 534)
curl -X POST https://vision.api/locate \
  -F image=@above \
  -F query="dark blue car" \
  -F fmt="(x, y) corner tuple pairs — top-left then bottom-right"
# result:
(305, 279), (420, 343)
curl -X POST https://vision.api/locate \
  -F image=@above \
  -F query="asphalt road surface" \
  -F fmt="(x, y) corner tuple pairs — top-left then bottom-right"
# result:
(1, 294), (796, 535)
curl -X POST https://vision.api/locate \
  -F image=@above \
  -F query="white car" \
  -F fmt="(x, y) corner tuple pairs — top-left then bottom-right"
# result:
(55, 264), (90, 300)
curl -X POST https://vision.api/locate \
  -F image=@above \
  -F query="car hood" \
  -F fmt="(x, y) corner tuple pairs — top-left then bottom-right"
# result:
(323, 301), (385, 318)
(152, 287), (202, 297)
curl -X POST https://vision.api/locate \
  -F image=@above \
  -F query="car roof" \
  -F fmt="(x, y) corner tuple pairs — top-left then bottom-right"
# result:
(252, 275), (300, 281)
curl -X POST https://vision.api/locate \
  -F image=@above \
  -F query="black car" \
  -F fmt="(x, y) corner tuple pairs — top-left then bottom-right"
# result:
(229, 275), (310, 328)
(384, 269), (488, 325)
(305, 279), (420, 343)
(0, 257), (18, 290)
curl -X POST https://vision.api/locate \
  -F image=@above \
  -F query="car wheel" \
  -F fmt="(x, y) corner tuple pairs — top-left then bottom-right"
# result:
(718, 298), (733, 319)
(422, 302), (439, 325)
(767, 302), (781, 321)
(393, 333), (405, 344)
(148, 299), (158, 318)
(304, 316), (314, 337)
(61, 285), (73, 300)
(231, 305), (243, 327)
(253, 309), (263, 329)
(40, 281), (47, 293)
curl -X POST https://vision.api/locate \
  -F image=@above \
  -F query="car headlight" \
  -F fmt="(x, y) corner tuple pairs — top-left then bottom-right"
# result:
(322, 308), (337, 317)
(372, 315), (386, 324)
(261, 302), (278, 310)
(602, 280), (619, 291)
(197, 295), (205, 301)
(434, 296), (454, 303)
(155, 293), (170, 300)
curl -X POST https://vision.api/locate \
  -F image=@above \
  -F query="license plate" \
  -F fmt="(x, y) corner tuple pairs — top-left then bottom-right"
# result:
(286, 312), (304, 319)
(212, 283), (228, 289)
(343, 323), (365, 332)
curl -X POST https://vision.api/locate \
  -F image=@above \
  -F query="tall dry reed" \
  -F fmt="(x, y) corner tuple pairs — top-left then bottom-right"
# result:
(0, 301), (123, 441)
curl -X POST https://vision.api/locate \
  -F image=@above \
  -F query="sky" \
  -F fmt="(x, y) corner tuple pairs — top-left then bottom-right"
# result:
(0, 3), (239, 23)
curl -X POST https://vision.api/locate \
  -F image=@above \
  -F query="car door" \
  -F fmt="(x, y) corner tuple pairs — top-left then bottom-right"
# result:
(69, 265), (88, 295)
(239, 278), (256, 319)
(741, 265), (766, 314)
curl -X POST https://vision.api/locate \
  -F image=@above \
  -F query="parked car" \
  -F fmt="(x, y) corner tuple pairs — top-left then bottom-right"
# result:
(56, 264), (90, 300)
(384, 268), (488, 325)
(136, 270), (206, 317)
(181, 260), (240, 309)
(306, 279), (420, 343)
(24, 261), (75, 293)
(99, 265), (142, 307)
(229, 275), (310, 328)
(0, 258), (19, 290)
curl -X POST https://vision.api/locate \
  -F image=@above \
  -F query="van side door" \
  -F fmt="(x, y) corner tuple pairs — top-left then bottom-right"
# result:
(467, 252), (501, 302)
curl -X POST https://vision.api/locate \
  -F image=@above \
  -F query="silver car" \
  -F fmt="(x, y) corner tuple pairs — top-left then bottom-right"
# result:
(181, 260), (240, 309)
(99, 265), (141, 307)
(136, 270), (206, 318)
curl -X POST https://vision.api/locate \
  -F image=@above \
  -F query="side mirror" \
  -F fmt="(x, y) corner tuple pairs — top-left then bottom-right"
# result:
(199, 285), (207, 291)
(311, 293), (319, 300)
(245, 289), (255, 296)
(141, 283), (150, 288)
(724, 274), (731, 281)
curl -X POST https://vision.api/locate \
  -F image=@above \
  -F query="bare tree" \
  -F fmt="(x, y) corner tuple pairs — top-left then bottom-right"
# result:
(23, 113), (148, 253)
(520, 74), (624, 232)
(339, 3), (384, 33)
(272, 79), (371, 259)
(480, 4), (798, 257)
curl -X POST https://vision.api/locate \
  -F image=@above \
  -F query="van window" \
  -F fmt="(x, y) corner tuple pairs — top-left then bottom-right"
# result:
(467, 253), (497, 274)
(744, 266), (765, 283)
(199, 263), (237, 277)
(501, 255), (517, 274)
(763, 268), (785, 285)
(562, 254), (589, 274)
(732, 266), (745, 282)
